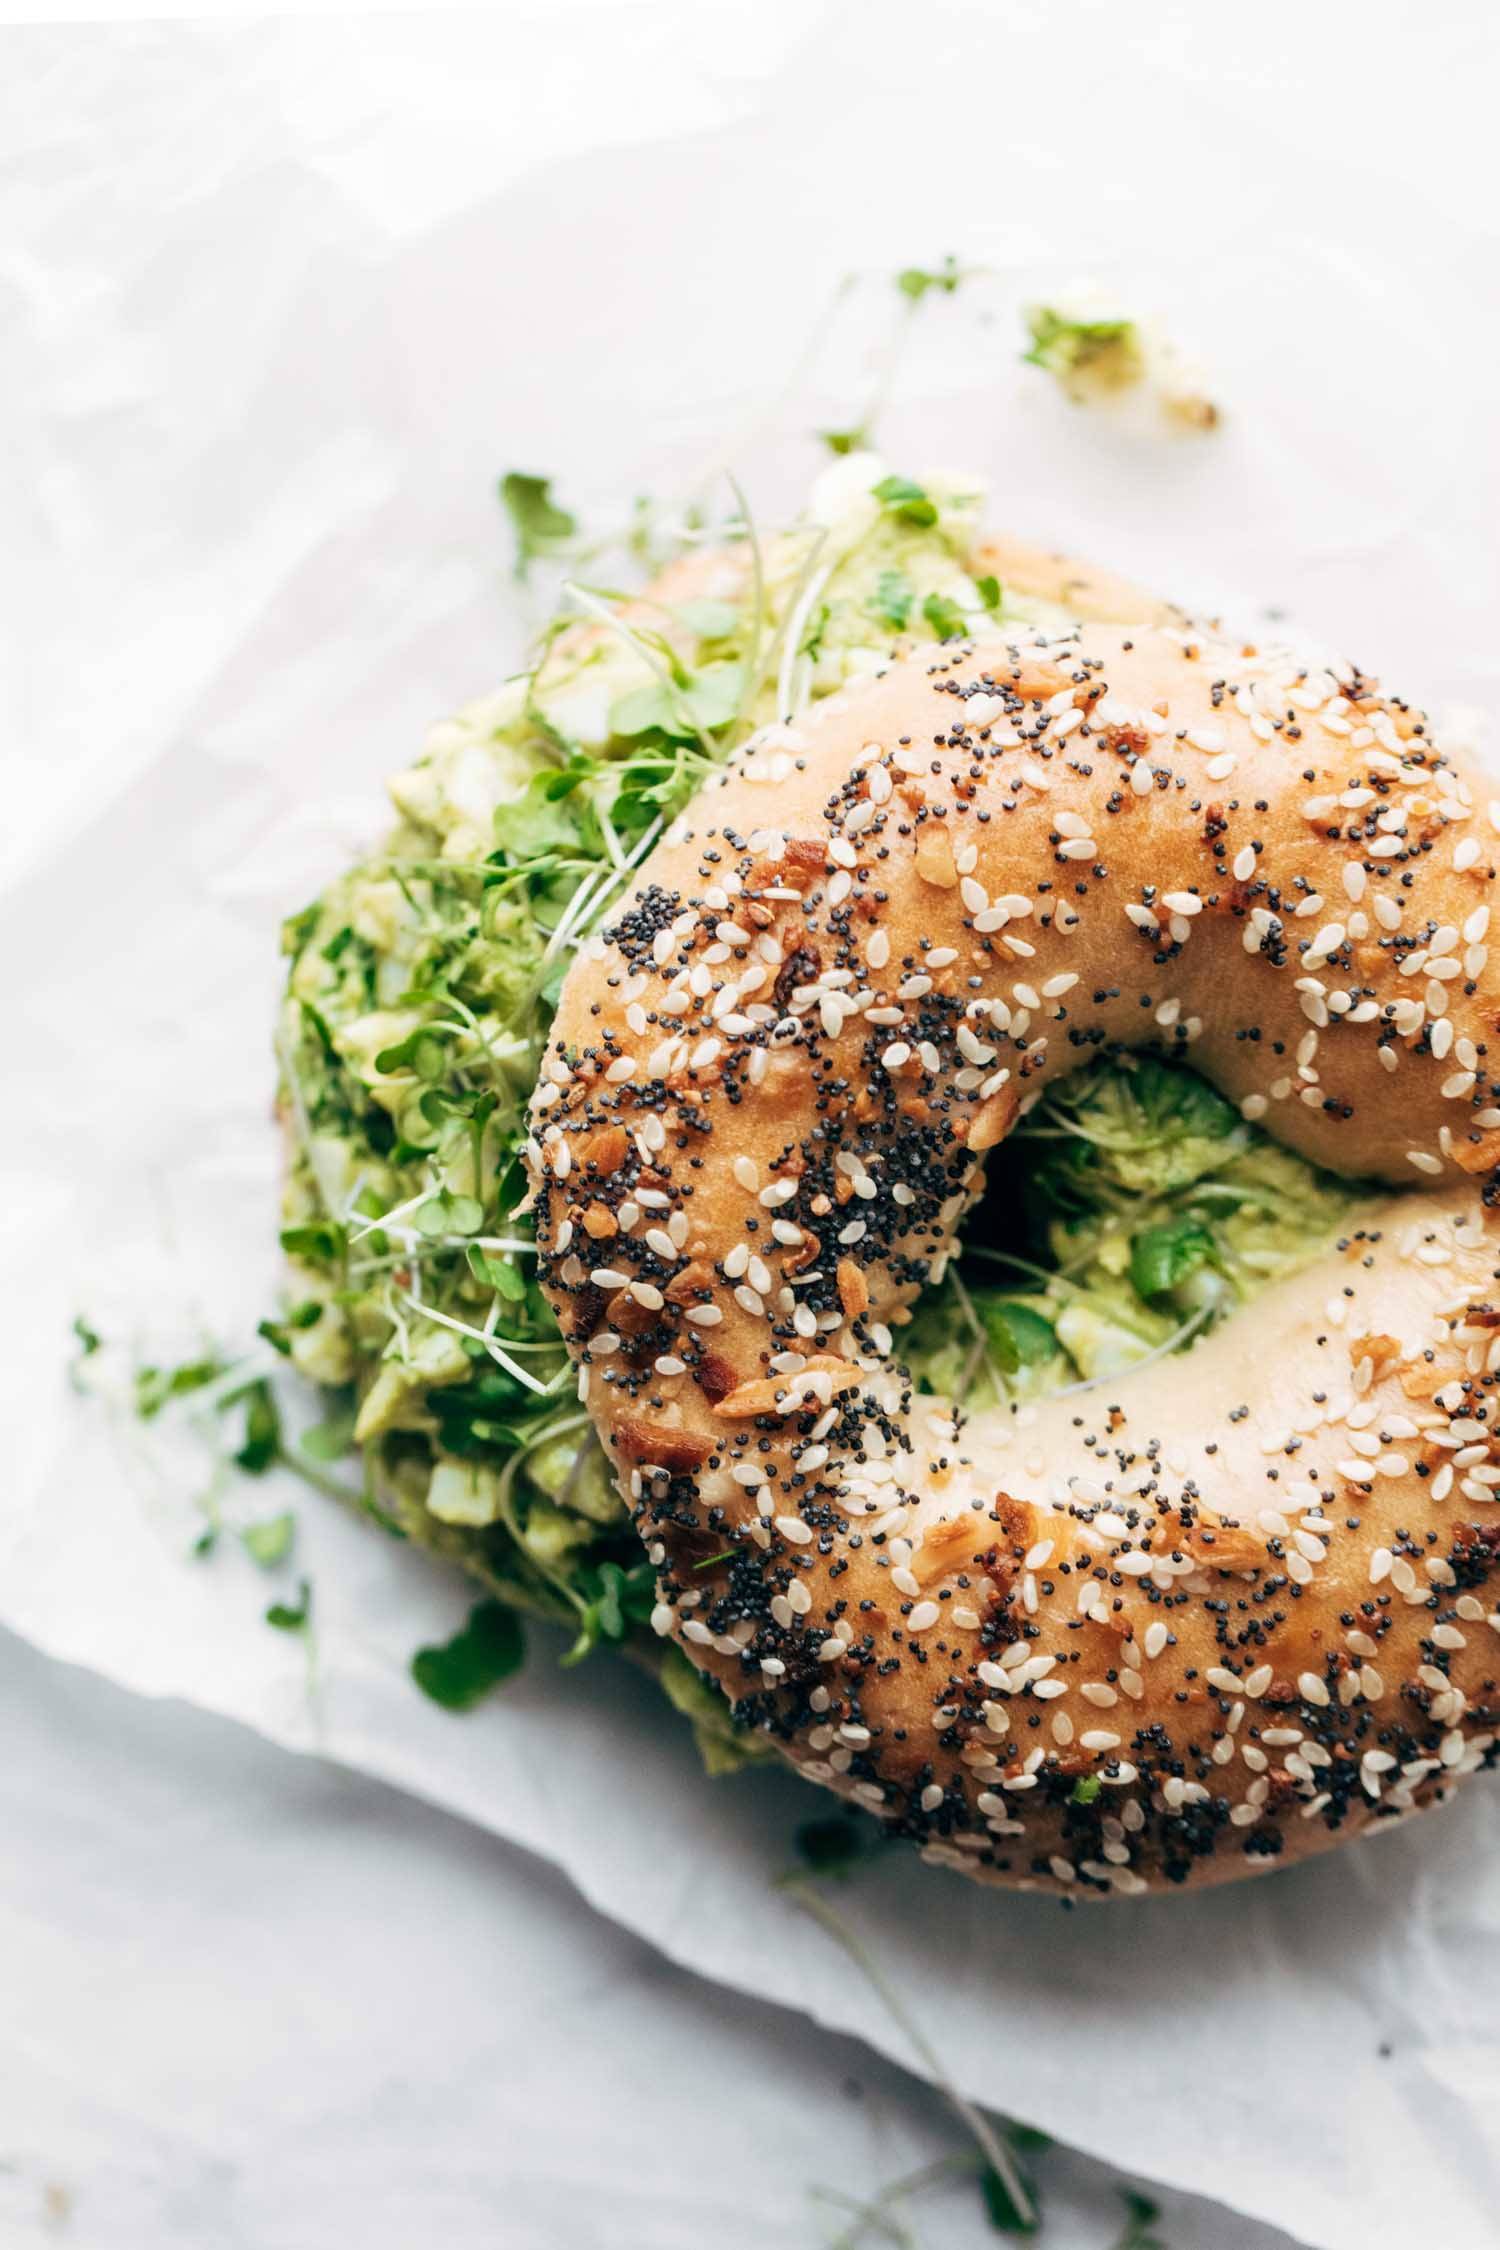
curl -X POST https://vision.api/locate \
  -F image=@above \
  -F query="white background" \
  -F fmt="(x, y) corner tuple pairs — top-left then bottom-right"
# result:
(4, 8), (1499, 2248)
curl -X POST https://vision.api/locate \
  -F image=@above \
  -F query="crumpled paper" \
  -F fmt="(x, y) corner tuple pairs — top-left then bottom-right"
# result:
(6, 13), (1500, 2249)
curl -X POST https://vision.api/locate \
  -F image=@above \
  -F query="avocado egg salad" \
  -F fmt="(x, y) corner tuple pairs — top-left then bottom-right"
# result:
(274, 456), (1361, 1767)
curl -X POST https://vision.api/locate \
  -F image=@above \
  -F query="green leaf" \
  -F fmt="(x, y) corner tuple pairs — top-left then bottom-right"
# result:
(609, 660), (743, 743)
(279, 1220), (348, 1265)
(234, 1380), (282, 1475)
(872, 474), (938, 529)
(980, 2154), (1041, 2236)
(1111, 2188), (1167, 2250)
(868, 570), (913, 632)
(266, 1579), (312, 1633)
(975, 573), (1002, 614)
(984, 1301), (1057, 1369)
(1070, 1774), (1102, 1807)
(673, 598), (742, 643)
(799, 602), (831, 663)
(70, 1314), (103, 1389)
(411, 1599), (526, 1710)
(1129, 1217), (1217, 1300)
(298, 1396), (358, 1463)
(896, 257), (963, 301)
(371, 1025), (450, 1082)
(466, 1242), (527, 1300)
(561, 1556), (657, 1664)
(240, 1511), (295, 1568)
(298, 999), (337, 1060)
(413, 1188), (484, 1238)
(922, 591), (967, 641)
(499, 471), (578, 578)
(820, 425), (868, 456)
(281, 900), (322, 957)
(794, 1815), (866, 1876)
(134, 1357), (224, 1422)
(258, 1302), (323, 1356)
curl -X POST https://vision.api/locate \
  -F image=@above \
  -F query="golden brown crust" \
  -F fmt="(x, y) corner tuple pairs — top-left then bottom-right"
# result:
(529, 587), (1500, 1896)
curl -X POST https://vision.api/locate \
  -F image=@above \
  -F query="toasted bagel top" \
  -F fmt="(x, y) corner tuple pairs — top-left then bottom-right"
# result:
(529, 617), (1500, 1894)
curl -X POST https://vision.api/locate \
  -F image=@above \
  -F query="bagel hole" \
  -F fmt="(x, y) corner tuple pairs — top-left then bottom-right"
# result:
(903, 1051), (1367, 1412)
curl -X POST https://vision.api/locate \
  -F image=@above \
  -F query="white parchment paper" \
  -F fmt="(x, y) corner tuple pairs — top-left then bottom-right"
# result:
(6, 13), (1500, 2248)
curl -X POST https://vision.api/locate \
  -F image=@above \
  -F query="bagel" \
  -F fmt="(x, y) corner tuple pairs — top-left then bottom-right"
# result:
(530, 605), (1500, 1895)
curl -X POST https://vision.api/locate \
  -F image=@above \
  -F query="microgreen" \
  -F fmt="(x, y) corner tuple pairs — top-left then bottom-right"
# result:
(872, 473), (938, 528)
(921, 591), (967, 641)
(411, 1599), (526, 1709)
(134, 1358), (225, 1420)
(562, 1556), (657, 1664)
(895, 257), (965, 302)
(257, 1302), (322, 1355)
(498, 471), (579, 577)
(868, 569), (913, 631)
(234, 1380), (282, 1475)
(279, 1219), (347, 1263)
(1111, 2189), (1167, 2250)
(1128, 1217), (1218, 1301)
(265, 1579), (312, 1633)
(240, 1511), (296, 1568)
(69, 1315), (102, 1390)
(794, 1815), (868, 1877)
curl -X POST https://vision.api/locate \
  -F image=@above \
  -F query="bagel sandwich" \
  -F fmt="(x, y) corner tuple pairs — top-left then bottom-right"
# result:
(277, 458), (1500, 1890)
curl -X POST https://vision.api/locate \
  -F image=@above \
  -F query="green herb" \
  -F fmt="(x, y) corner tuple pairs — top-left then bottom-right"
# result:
(134, 1358), (224, 1421)
(975, 573), (1002, 613)
(872, 474), (939, 529)
(1111, 2188), (1167, 2250)
(257, 1302), (322, 1356)
(233, 1380), (281, 1475)
(279, 1220), (348, 1264)
(240, 1511), (296, 1568)
(282, 900), (321, 956)
(674, 598), (742, 643)
(1128, 1217), (1217, 1300)
(298, 1396), (358, 1462)
(265, 1579), (312, 1633)
(980, 2157), (1039, 2235)
(499, 471), (579, 577)
(869, 569), (913, 631)
(69, 1315), (102, 1390)
(412, 1599), (526, 1710)
(820, 426), (868, 456)
(896, 257), (964, 302)
(795, 1815), (868, 1877)
(562, 1557), (656, 1664)
(609, 659), (743, 742)
(922, 591), (967, 641)
(1069, 1774), (1102, 1807)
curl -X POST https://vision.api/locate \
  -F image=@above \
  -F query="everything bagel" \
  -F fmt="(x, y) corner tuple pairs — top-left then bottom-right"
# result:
(529, 602), (1500, 1896)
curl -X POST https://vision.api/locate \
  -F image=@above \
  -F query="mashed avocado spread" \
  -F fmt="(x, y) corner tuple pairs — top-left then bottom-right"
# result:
(274, 457), (1360, 1767)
